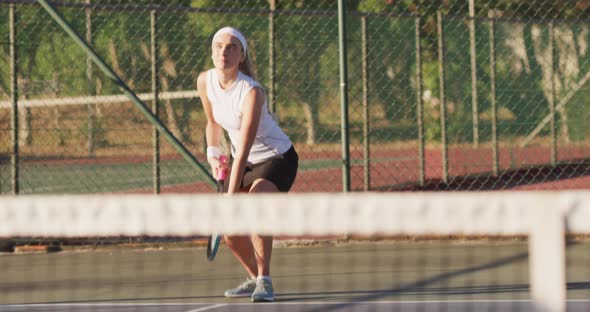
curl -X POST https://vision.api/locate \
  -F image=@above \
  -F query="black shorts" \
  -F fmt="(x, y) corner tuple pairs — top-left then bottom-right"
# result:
(225, 145), (298, 192)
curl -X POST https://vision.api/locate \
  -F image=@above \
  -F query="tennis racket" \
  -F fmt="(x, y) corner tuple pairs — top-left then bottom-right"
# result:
(207, 154), (228, 261)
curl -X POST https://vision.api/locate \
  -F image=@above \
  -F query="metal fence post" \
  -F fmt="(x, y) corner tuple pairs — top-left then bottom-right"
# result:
(268, 0), (276, 114)
(469, 0), (479, 148)
(85, 0), (96, 156)
(489, 10), (499, 177)
(549, 21), (557, 166)
(338, 0), (350, 192)
(10, 3), (19, 195)
(415, 16), (425, 187)
(437, 10), (448, 184)
(151, 10), (161, 194)
(361, 15), (370, 191)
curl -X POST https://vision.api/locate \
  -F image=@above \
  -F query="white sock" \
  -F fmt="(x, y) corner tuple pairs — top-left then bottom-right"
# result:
(257, 275), (272, 283)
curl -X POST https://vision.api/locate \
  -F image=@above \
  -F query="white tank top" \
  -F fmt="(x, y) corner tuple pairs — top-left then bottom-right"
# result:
(206, 69), (292, 164)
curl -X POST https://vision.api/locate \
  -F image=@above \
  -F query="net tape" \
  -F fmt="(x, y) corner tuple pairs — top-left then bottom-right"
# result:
(1, 191), (589, 237)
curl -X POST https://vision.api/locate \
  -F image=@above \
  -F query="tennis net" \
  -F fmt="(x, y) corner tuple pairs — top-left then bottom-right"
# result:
(1, 192), (589, 312)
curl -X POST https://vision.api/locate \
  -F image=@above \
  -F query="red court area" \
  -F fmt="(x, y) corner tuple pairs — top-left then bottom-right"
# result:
(130, 144), (590, 193)
(14, 143), (589, 193)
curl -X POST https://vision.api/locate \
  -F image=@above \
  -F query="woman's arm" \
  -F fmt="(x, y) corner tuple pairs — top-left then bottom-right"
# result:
(227, 86), (265, 193)
(197, 71), (225, 177)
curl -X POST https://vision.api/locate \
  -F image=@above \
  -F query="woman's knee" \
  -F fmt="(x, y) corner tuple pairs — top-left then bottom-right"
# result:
(224, 235), (250, 248)
(249, 179), (279, 193)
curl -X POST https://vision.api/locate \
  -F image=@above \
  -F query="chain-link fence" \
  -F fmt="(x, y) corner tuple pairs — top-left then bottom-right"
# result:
(1, 0), (589, 194)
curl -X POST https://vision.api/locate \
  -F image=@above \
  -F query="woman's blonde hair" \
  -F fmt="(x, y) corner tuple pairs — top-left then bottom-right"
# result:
(239, 53), (256, 79)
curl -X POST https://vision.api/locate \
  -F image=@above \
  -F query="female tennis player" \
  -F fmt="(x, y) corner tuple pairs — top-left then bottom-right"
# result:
(197, 26), (298, 303)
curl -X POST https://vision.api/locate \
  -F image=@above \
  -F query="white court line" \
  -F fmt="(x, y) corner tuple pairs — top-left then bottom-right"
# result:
(190, 299), (590, 304)
(3, 300), (590, 308)
(5, 300), (590, 306)
(1, 303), (192, 306)
(184, 303), (228, 312)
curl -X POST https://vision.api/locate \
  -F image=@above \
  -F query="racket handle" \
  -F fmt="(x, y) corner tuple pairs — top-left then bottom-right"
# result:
(217, 155), (228, 181)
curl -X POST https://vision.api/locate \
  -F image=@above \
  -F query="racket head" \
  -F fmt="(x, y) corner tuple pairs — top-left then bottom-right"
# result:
(206, 233), (222, 261)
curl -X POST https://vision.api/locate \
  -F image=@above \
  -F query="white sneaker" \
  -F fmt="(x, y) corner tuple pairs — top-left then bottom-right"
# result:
(251, 278), (275, 302)
(224, 278), (256, 298)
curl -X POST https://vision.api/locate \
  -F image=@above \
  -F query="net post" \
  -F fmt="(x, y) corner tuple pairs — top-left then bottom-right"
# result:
(529, 206), (566, 312)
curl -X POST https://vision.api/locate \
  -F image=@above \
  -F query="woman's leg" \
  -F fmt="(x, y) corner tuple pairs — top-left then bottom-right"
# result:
(248, 179), (278, 277)
(224, 179), (277, 278)
(224, 235), (258, 279)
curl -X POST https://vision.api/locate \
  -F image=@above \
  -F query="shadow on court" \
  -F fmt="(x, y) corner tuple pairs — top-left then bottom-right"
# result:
(276, 242), (590, 312)
(278, 250), (530, 305)
(381, 161), (590, 191)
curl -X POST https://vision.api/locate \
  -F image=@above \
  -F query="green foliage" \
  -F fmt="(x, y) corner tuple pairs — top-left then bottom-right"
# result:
(3, 0), (590, 149)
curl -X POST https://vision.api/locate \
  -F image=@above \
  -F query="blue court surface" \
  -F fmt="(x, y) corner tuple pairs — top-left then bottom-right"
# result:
(1, 241), (589, 311)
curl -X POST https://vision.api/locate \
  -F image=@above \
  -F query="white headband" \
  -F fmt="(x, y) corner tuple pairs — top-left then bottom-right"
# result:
(212, 27), (248, 55)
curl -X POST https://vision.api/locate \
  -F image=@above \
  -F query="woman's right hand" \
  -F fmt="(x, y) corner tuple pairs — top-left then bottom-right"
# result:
(208, 156), (229, 181)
